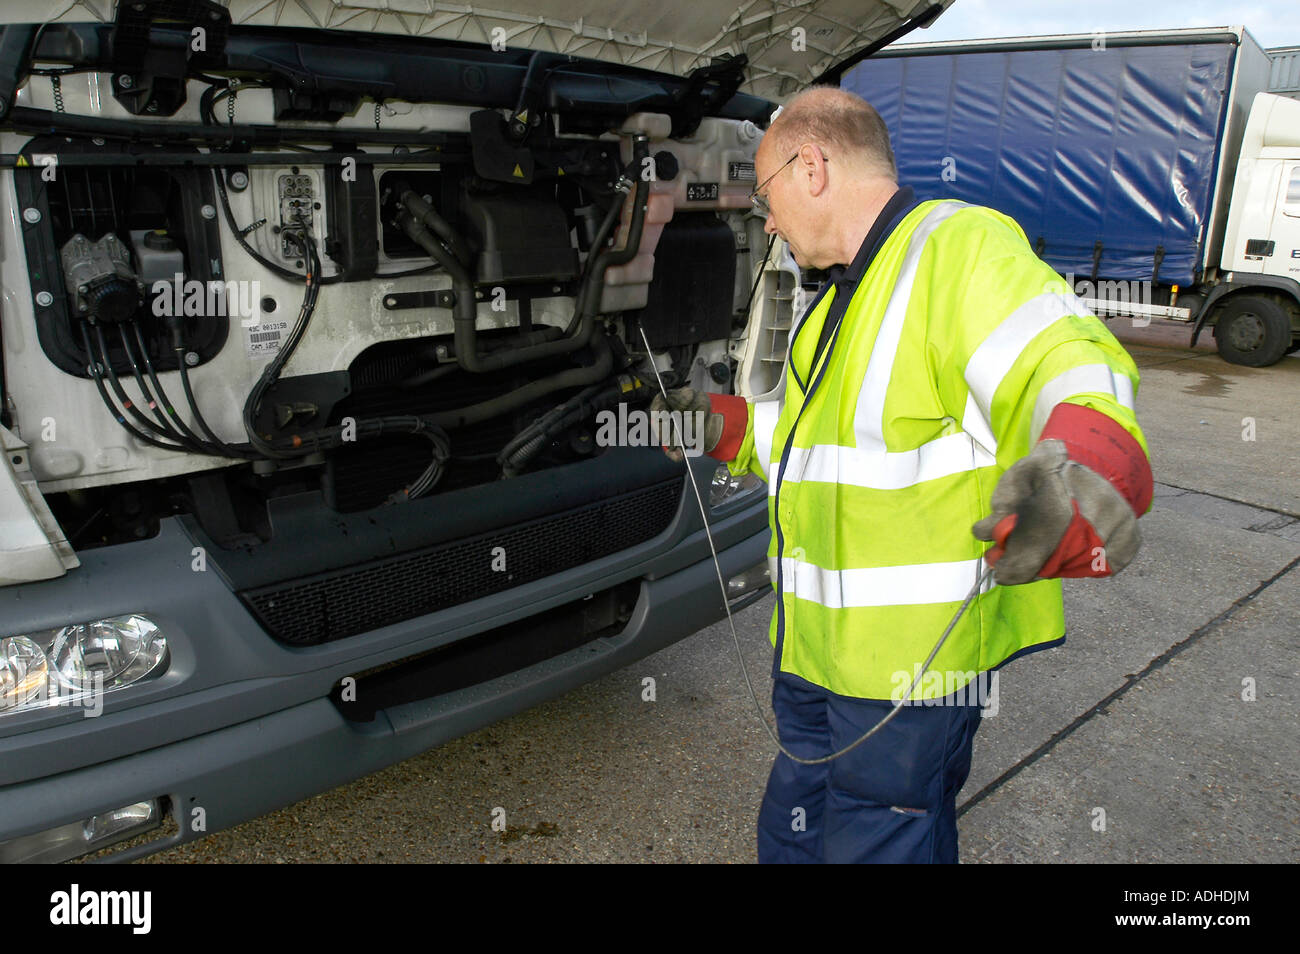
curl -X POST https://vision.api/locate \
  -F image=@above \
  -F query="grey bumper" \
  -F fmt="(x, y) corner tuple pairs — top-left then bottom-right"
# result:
(0, 488), (769, 861)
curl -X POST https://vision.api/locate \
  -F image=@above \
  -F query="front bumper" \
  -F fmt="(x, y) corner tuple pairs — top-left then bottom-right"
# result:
(0, 468), (769, 861)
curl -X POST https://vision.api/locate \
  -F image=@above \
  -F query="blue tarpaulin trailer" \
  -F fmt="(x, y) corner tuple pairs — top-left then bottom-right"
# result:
(842, 28), (1273, 288)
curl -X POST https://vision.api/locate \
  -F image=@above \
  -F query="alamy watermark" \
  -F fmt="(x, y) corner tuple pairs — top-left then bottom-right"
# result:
(13, 670), (105, 718)
(594, 403), (707, 456)
(890, 667), (1000, 717)
(1055, 271), (1155, 327)
(151, 273), (263, 327)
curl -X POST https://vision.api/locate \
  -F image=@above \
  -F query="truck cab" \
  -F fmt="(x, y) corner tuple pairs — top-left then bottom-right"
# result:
(1211, 92), (1300, 364)
(0, 0), (956, 863)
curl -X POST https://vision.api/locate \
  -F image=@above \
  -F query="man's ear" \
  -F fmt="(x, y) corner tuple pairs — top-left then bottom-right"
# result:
(800, 143), (830, 198)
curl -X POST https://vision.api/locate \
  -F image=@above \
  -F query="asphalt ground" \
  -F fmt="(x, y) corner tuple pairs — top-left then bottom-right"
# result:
(147, 318), (1300, 863)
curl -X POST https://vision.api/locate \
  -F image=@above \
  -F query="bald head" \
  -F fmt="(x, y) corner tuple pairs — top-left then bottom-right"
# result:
(763, 86), (896, 181)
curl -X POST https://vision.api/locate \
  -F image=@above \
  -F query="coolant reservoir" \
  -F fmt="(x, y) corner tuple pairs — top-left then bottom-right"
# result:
(600, 191), (674, 312)
(599, 116), (757, 312)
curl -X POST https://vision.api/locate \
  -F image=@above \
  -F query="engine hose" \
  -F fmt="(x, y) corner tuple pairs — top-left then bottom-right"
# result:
(399, 325), (569, 389)
(634, 323), (995, 766)
(498, 380), (609, 470)
(393, 186), (474, 266)
(396, 136), (649, 376)
(502, 431), (547, 471)
(500, 376), (646, 474)
(394, 208), (590, 370)
(424, 331), (615, 430)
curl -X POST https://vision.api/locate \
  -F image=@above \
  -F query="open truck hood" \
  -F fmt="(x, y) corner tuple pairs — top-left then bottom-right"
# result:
(10, 0), (954, 102)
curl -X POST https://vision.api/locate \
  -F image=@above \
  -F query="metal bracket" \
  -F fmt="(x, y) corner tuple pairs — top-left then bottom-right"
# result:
(111, 0), (231, 117)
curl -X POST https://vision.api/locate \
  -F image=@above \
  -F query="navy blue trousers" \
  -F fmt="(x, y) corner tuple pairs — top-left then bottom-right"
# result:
(757, 673), (985, 864)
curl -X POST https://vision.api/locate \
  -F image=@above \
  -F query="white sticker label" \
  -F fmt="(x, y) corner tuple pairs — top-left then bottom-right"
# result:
(245, 319), (288, 357)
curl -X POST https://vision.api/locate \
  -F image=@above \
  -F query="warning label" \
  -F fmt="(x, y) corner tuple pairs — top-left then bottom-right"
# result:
(728, 161), (756, 182)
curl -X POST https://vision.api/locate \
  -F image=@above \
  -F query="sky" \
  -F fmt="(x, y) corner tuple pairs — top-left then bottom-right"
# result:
(914, 0), (1300, 50)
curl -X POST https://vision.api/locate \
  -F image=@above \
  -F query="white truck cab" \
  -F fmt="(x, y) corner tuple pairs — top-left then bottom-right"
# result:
(1192, 92), (1300, 364)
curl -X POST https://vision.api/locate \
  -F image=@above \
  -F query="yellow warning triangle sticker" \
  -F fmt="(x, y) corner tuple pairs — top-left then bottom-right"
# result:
(517, 109), (529, 123)
(557, 167), (565, 175)
(512, 163), (524, 178)
(15, 156), (28, 167)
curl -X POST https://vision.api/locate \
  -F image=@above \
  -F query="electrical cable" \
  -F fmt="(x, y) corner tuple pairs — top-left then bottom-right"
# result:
(636, 322), (995, 766)
(197, 87), (440, 284)
(73, 228), (446, 486)
(740, 234), (777, 325)
(232, 222), (452, 488)
(114, 322), (200, 451)
(242, 220), (322, 457)
(213, 166), (442, 284)
(126, 321), (259, 460)
(80, 323), (188, 453)
(89, 321), (188, 446)
(177, 354), (258, 459)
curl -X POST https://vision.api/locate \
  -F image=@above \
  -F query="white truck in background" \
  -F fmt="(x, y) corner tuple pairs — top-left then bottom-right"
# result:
(1207, 91), (1300, 363)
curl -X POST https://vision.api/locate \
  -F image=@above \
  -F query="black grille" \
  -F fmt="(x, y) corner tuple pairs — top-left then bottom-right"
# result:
(332, 580), (640, 722)
(241, 478), (681, 645)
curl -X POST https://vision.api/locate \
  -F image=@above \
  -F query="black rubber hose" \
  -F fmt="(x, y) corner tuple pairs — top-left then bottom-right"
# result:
(394, 185), (474, 266)
(424, 332), (615, 430)
(499, 379), (609, 462)
(404, 139), (649, 376)
(398, 328), (566, 388)
(499, 378), (632, 474)
(565, 135), (651, 330)
(394, 209), (581, 369)
(593, 141), (650, 275)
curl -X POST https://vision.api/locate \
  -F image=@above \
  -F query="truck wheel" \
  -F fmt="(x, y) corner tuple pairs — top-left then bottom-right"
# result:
(1213, 297), (1292, 367)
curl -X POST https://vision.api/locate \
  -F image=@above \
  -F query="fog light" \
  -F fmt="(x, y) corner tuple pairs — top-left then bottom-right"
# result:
(0, 615), (168, 717)
(727, 560), (771, 601)
(710, 465), (764, 508)
(0, 799), (161, 863)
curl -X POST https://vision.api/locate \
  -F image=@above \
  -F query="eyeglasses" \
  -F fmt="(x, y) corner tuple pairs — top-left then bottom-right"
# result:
(749, 150), (828, 218)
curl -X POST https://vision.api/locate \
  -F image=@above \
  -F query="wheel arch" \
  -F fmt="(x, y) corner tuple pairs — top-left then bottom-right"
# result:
(1190, 276), (1300, 347)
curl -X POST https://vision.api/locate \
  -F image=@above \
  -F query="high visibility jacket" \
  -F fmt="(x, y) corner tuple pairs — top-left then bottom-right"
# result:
(727, 199), (1149, 700)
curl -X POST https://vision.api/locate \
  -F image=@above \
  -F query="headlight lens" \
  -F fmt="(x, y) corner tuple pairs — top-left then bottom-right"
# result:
(0, 615), (168, 716)
(710, 464), (764, 508)
(0, 636), (50, 711)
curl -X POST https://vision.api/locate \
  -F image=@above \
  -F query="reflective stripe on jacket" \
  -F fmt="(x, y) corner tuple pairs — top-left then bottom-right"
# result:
(727, 200), (1148, 700)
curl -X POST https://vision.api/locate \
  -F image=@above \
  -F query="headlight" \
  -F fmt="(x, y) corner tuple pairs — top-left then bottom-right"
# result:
(0, 615), (168, 716)
(710, 464), (764, 508)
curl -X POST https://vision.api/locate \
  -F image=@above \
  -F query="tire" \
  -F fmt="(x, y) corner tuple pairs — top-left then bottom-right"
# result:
(1212, 296), (1292, 367)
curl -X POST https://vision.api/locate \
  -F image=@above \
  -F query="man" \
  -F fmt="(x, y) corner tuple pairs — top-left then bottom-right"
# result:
(653, 86), (1152, 863)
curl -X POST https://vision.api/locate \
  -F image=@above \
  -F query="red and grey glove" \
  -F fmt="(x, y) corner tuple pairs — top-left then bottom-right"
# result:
(972, 403), (1153, 584)
(648, 388), (748, 463)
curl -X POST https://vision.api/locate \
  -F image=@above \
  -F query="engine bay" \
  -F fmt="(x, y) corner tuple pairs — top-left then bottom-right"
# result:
(0, 15), (796, 553)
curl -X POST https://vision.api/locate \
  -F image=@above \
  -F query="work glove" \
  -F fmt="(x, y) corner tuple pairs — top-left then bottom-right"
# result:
(972, 439), (1141, 585)
(649, 388), (742, 463)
